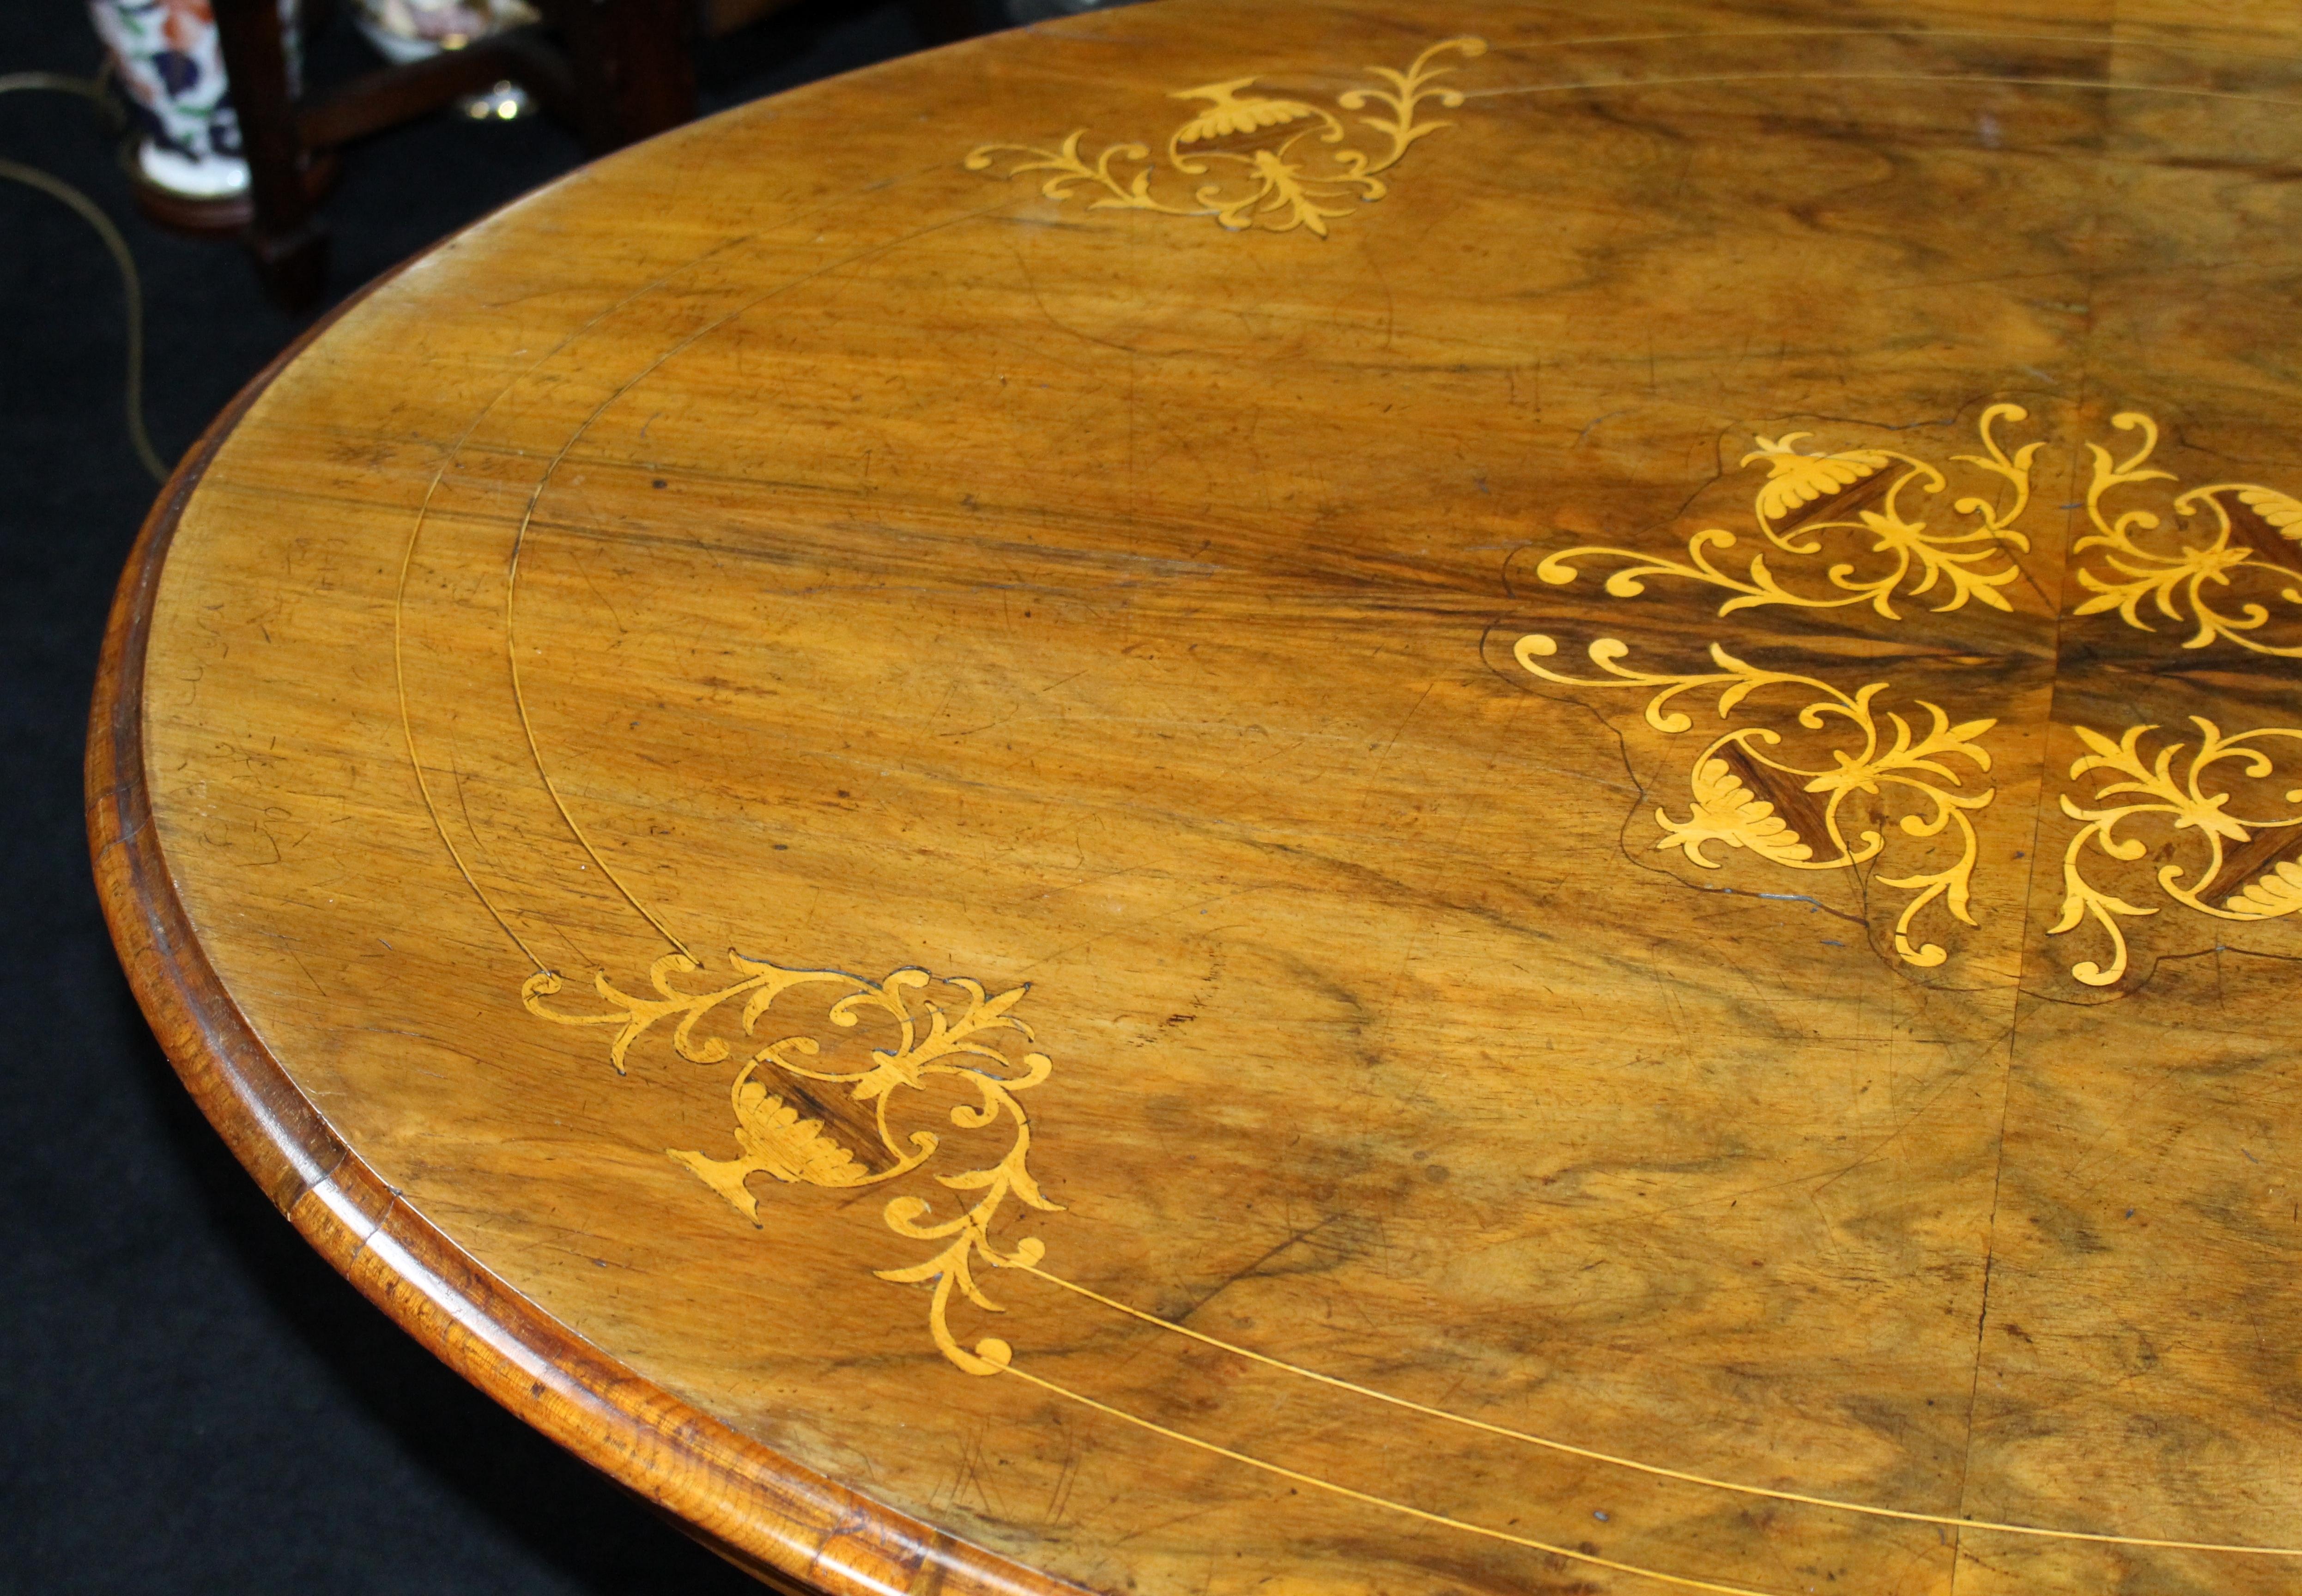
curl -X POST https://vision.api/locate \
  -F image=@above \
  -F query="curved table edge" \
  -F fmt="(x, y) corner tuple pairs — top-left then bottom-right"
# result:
(83, 264), (1090, 1596)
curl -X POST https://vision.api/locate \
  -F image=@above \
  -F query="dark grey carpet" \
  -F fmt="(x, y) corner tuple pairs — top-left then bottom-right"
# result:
(0, 3), (950, 1588)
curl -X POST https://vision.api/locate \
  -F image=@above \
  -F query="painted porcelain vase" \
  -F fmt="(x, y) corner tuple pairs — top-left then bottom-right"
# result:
(88, 0), (298, 200)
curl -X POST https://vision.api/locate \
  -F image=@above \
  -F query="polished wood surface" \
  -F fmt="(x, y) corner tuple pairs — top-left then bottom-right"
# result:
(91, 3), (2302, 1591)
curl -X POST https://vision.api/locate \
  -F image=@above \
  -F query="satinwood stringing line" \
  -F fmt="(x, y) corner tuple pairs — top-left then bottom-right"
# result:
(395, 485), (549, 973)
(489, 196), (1027, 967)
(396, 199), (994, 970)
(1014, 1264), (2302, 1559)
(391, 234), (760, 975)
(502, 501), (697, 963)
(999, 1364), (1781, 1596)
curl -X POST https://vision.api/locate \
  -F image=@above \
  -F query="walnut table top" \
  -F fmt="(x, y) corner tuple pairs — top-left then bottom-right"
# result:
(90, 3), (2302, 1592)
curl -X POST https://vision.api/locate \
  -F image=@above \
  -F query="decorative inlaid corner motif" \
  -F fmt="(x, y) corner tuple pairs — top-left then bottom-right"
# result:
(964, 37), (1485, 237)
(1537, 402), (2039, 618)
(2049, 720), (2302, 986)
(524, 955), (1059, 1374)
(2076, 411), (2302, 656)
(1514, 637), (1996, 967)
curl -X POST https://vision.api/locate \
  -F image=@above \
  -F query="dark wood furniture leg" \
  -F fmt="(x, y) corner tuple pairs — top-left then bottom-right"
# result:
(545, 0), (696, 155)
(904, 0), (983, 48)
(599, 0), (697, 144)
(212, 0), (329, 311)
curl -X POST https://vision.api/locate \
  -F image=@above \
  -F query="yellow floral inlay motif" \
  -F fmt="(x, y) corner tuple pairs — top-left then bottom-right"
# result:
(2074, 411), (2302, 656)
(2050, 720), (2302, 986)
(965, 38), (1485, 237)
(1537, 403), (2039, 620)
(525, 954), (1058, 1373)
(1515, 637), (1996, 968)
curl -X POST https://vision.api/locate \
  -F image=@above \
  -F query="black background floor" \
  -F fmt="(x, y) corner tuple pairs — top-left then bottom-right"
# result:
(1, 3), (956, 1588)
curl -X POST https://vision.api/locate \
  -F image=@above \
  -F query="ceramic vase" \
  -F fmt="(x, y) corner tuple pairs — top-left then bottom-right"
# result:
(88, 0), (300, 200)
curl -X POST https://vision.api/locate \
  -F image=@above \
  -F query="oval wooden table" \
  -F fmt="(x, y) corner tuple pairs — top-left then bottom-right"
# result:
(90, 2), (2302, 1591)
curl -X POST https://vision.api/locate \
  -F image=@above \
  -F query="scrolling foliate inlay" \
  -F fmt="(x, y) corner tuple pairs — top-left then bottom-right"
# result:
(1519, 406), (2035, 970)
(964, 37), (1484, 237)
(1536, 403), (2039, 619)
(1514, 637), (1996, 967)
(524, 955), (1059, 1374)
(2076, 412), (2302, 657)
(2049, 720), (2302, 987)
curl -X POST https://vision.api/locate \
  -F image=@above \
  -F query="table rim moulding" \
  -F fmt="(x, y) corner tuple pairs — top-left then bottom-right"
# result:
(83, 262), (1089, 1596)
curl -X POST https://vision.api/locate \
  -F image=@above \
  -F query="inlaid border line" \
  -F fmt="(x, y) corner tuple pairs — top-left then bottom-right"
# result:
(1011, 1263), (2302, 1559)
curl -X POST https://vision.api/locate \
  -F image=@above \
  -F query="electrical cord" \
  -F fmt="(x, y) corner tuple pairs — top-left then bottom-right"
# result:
(1, 71), (170, 484)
